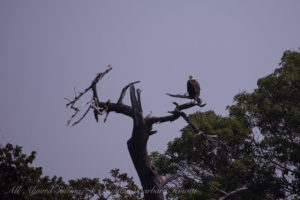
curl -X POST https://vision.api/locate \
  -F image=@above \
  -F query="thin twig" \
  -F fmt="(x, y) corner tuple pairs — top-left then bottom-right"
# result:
(66, 65), (112, 107)
(72, 106), (92, 126)
(67, 99), (93, 126)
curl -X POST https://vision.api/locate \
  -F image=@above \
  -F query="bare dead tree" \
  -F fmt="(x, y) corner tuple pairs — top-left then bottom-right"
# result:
(65, 66), (246, 200)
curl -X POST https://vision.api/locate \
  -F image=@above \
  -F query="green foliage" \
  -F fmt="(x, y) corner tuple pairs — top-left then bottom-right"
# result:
(69, 169), (142, 200)
(0, 143), (142, 200)
(0, 143), (70, 200)
(152, 111), (261, 199)
(151, 50), (300, 199)
(228, 50), (300, 198)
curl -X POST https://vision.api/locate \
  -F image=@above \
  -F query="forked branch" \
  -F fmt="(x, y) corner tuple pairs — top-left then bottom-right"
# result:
(66, 99), (93, 126)
(147, 102), (196, 125)
(65, 66), (139, 126)
(117, 81), (140, 104)
(66, 65), (112, 107)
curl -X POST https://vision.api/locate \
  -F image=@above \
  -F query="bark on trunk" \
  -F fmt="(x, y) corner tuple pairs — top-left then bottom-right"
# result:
(127, 133), (164, 200)
(127, 85), (164, 200)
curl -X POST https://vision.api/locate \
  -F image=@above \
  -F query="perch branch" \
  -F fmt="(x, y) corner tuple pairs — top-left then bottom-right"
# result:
(166, 93), (206, 107)
(166, 93), (191, 99)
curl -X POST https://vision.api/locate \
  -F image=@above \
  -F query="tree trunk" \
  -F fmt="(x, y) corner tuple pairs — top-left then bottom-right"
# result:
(127, 86), (164, 200)
(127, 128), (163, 200)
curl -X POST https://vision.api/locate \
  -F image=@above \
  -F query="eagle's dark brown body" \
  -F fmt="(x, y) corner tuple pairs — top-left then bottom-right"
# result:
(187, 79), (200, 100)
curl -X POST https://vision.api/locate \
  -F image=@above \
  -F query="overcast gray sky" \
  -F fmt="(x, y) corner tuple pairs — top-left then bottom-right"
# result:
(1, 0), (300, 185)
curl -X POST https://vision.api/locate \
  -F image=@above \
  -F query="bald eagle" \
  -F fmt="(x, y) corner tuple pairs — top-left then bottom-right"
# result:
(187, 75), (200, 103)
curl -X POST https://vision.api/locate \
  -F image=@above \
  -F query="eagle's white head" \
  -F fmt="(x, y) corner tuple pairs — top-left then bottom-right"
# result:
(189, 74), (195, 80)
